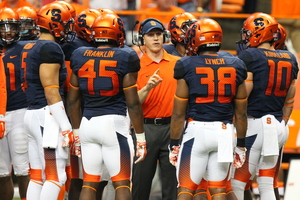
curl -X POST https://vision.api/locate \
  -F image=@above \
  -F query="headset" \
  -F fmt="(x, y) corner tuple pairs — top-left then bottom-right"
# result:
(132, 18), (171, 46)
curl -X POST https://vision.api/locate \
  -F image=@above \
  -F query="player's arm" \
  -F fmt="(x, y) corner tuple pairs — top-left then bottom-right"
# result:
(0, 53), (6, 116)
(169, 78), (188, 166)
(234, 81), (248, 149)
(66, 72), (82, 129)
(245, 72), (253, 97)
(233, 81), (248, 168)
(40, 63), (62, 105)
(171, 60), (188, 141)
(238, 50), (253, 97)
(124, 71), (146, 163)
(39, 43), (74, 147)
(39, 43), (64, 105)
(170, 78), (188, 141)
(0, 53), (6, 138)
(124, 72), (144, 134)
(282, 79), (296, 125)
(66, 72), (82, 157)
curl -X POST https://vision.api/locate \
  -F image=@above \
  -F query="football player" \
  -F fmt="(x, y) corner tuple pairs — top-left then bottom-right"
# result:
(0, 7), (30, 200)
(169, 18), (248, 200)
(20, 2), (76, 200)
(231, 13), (298, 200)
(164, 12), (197, 57)
(17, 6), (39, 40)
(62, 8), (109, 200)
(67, 13), (146, 200)
(0, 53), (5, 133)
(272, 23), (287, 200)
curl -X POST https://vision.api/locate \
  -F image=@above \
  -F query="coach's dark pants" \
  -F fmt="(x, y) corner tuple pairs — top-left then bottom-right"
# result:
(132, 123), (177, 200)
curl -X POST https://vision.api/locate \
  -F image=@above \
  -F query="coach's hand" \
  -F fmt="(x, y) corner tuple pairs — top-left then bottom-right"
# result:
(146, 69), (162, 90)
(135, 132), (147, 164)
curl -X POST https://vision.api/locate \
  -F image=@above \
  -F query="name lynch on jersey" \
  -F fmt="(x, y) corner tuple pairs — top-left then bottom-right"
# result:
(205, 58), (225, 65)
(83, 50), (115, 57)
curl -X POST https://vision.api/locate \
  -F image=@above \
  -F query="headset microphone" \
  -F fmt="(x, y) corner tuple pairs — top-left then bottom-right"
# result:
(131, 20), (139, 45)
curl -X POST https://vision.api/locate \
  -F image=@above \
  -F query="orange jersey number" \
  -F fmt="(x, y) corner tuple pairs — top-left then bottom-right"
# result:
(265, 60), (292, 97)
(6, 62), (16, 91)
(78, 59), (119, 96)
(21, 52), (29, 91)
(195, 67), (236, 103)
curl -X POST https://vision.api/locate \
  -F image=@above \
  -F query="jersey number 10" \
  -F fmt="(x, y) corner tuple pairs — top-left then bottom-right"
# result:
(265, 60), (292, 97)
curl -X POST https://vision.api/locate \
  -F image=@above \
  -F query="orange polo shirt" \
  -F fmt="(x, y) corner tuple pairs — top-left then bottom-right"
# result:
(139, 5), (185, 29)
(0, 53), (6, 116)
(137, 50), (180, 118)
(0, 0), (34, 10)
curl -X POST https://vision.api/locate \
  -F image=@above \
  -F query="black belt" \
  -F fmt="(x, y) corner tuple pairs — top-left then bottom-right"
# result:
(144, 117), (171, 125)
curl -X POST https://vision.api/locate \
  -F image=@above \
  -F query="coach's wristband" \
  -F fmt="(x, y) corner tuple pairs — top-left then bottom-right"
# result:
(237, 138), (245, 148)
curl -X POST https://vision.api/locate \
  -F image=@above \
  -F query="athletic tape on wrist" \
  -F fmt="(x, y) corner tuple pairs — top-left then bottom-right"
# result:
(136, 132), (146, 142)
(49, 101), (71, 131)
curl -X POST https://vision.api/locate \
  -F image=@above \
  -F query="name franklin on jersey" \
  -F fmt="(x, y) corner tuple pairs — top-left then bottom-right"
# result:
(83, 50), (115, 57)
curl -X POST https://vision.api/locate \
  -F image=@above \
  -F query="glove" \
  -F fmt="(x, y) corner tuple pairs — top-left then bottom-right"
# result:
(62, 129), (75, 148)
(70, 129), (81, 157)
(169, 145), (180, 166)
(0, 120), (6, 139)
(233, 147), (247, 168)
(135, 132), (147, 164)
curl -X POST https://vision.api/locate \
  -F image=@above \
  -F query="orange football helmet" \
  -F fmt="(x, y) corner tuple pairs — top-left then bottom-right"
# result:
(92, 13), (125, 47)
(17, 6), (38, 40)
(97, 8), (116, 15)
(75, 8), (101, 42)
(37, 2), (74, 42)
(168, 12), (197, 44)
(241, 12), (278, 48)
(274, 23), (287, 50)
(56, 0), (76, 19)
(185, 18), (222, 56)
(0, 7), (20, 44)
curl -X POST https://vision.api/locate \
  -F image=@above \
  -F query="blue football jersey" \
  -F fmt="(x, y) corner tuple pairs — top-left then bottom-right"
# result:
(61, 36), (92, 61)
(174, 54), (247, 123)
(20, 40), (67, 109)
(239, 48), (298, 119)
(71, 46), (140, 118)
(163, 44), (182, 57)
(3, 41), (31, 111)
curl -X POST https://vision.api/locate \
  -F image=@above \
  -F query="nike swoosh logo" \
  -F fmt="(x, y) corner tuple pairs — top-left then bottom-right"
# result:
(10, 55), (17, 59)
